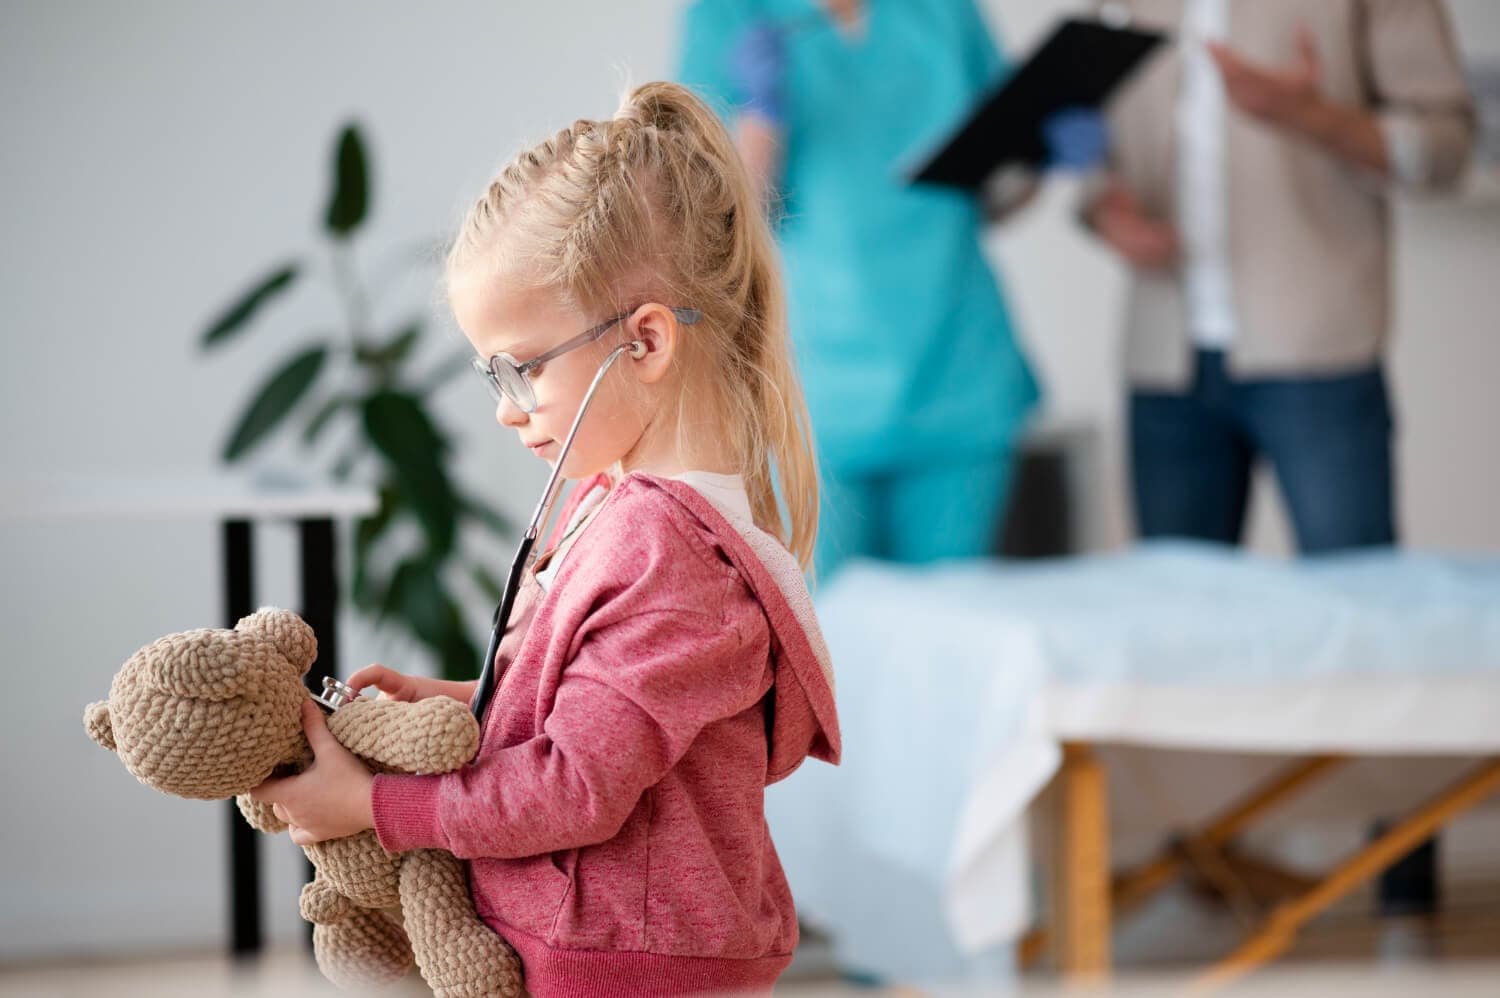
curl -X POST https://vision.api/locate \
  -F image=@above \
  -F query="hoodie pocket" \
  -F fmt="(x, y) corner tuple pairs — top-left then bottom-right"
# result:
(472, 852), (573, 941)
(545, 848), (579, 941)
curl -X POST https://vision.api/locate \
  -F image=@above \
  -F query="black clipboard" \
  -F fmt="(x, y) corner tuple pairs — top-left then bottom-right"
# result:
(908, 18), (1166, 190)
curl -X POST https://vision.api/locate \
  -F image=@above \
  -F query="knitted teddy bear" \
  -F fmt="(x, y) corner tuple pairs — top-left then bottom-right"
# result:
(83, 607), (525, 998)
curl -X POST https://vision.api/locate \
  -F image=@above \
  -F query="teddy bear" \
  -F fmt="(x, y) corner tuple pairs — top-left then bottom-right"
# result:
(83, 606), (525, 998)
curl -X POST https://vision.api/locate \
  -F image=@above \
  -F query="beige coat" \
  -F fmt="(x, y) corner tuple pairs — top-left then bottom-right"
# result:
(1094, 0), (1473, 388)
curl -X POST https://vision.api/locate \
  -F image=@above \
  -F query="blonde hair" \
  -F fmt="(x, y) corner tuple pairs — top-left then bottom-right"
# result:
(446, 82), (819, 568)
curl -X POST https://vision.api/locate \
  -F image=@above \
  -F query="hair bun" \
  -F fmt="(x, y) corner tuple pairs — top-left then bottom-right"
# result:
(615, 81), (702, 134)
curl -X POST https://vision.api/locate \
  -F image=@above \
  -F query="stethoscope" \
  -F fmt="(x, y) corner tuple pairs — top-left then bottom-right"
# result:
(468, 337), (648, 722)
(307, 339), (645, 721)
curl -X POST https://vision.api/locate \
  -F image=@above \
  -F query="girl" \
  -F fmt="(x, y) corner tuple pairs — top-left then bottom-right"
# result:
(252, 81), (841, 997)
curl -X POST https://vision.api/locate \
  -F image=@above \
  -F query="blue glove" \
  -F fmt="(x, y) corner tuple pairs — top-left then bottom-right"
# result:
(1042, 107), (1110, 170)
(728, 22), (788, 125)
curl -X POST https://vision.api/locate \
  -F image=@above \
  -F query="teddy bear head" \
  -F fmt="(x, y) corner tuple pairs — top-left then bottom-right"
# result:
(84, 607), (317, 800)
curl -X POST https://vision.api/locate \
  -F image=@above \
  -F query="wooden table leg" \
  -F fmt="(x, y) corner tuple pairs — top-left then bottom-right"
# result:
(1195, 757), (1500, 991)
(1024, 754), (1346, 968)
(1114, 755), (1345, 913)
(1050, 741), (1111, 979)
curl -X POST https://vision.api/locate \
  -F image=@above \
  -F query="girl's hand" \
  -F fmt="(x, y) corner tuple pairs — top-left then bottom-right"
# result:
(345, 664), (479, 705)
(346, 663), (425, 702)
(250, 701), (374, 846)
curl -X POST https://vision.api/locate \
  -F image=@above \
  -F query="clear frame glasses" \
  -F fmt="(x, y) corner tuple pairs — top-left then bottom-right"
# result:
(471, 305), (702, 413)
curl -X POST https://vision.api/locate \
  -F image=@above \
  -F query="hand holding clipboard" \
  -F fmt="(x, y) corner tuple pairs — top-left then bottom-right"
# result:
(907, 17), (1167, 190)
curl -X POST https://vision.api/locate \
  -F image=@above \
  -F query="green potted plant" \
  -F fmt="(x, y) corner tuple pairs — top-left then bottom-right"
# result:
(199, 122), (509, 680)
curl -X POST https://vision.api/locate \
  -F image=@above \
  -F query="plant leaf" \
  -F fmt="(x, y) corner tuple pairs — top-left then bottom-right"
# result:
(470, 563), (506, 604)
(352, 485), (398, 611)
(378, 556), (479, 680)
(302, 394), (347, 446)
(362, 390), (456, 555)
(222, 345), (328, 462)
(331, 446), (360, 481)
(354, 321), (421, 374)
(325, 124), (369, 238)
(201, 264), (298, 348)
(422, 349), (480, 397)
(460, 494), (513, 539)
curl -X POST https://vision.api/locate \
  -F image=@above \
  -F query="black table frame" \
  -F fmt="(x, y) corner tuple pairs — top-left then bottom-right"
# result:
(223, 516), (339, 955)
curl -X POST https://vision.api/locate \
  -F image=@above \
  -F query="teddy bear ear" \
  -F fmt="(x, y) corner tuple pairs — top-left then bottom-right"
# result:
(84, 701), (117, 753)
(235, 607), (318, 677)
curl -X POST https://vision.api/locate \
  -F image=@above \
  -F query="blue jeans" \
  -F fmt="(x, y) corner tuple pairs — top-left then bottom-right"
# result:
(1130, 350), (1396, 553)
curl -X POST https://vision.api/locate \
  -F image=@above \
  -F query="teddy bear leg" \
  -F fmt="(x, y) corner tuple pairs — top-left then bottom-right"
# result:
(300, 871), (354, 925)
(235, 792), (288, 835)
(399, 849), (526, 998)
(311, 907), (414, 992)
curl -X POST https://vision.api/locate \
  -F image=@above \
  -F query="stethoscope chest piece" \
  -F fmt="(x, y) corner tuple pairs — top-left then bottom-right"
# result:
(314, 676), (363, 713)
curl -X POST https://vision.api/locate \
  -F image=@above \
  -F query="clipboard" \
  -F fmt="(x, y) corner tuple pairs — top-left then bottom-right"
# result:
(908, 17), (1167, 190)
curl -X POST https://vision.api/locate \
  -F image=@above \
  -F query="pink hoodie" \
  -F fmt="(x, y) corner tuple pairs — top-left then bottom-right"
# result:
(371, 472), (840, 997)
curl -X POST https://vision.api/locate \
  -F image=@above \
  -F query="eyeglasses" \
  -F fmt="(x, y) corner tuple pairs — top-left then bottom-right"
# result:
(471, 305), (702, 414)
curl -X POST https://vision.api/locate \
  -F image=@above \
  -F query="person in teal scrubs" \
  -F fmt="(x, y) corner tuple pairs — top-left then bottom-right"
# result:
(678, 0), (1046, 578)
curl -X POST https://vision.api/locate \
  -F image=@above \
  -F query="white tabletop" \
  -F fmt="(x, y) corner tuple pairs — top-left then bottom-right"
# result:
(0, 471), (379, 521)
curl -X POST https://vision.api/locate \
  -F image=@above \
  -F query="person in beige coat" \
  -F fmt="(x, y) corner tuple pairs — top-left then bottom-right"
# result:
(1084, 0), (1473, 551)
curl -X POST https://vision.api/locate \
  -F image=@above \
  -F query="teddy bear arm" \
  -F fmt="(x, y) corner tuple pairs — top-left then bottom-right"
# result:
(328, 698), (480, 775)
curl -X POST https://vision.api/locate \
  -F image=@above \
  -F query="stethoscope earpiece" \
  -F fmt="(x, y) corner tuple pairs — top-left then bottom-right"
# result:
(628, 340), (647, 359)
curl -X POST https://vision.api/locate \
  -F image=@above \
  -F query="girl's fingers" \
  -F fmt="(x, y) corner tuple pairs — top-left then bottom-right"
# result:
(345, 663), (383, 685)
(301, 700), (340, 754)
(346, 664), (393, 695)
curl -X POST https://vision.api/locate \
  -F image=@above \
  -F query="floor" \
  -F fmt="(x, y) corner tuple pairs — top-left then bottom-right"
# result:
(4, 885), (1498, 996)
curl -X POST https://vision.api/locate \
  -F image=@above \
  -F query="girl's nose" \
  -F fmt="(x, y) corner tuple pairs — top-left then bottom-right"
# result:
(496, 395), (528, 427)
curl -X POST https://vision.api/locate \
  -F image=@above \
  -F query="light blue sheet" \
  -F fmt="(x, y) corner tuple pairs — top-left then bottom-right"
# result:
(766, 543), (1500, 986)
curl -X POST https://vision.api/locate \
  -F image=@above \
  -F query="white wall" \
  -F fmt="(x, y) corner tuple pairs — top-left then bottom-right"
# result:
(0, 0), (687, 959)
(2, 0), (1496, 963)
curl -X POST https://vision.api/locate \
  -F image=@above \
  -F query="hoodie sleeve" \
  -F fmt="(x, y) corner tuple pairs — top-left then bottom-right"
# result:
(372, 515), (773, 859)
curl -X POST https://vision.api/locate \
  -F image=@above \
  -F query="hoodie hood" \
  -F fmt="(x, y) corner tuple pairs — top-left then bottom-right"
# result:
(559, 473), (840, 781)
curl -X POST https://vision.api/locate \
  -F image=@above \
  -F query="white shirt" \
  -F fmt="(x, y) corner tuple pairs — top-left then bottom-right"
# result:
(1175, 0), (1430, 350)
(1177, 0), (1237, 348)
(672, 470), (754, 523)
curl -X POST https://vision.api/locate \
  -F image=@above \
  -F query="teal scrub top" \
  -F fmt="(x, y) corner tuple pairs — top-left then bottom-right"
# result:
(678, 0), (1039, 474)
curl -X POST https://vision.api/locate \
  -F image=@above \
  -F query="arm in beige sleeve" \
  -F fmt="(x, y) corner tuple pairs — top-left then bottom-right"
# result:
(1356, 0), (1476, 189)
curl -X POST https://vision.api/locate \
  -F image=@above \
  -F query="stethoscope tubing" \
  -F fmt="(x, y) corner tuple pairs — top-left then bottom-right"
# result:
(470, 340), (641, 721)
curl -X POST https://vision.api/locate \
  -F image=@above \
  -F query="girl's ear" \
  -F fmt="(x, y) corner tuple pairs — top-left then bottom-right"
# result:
(627, 303), (681, 385)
